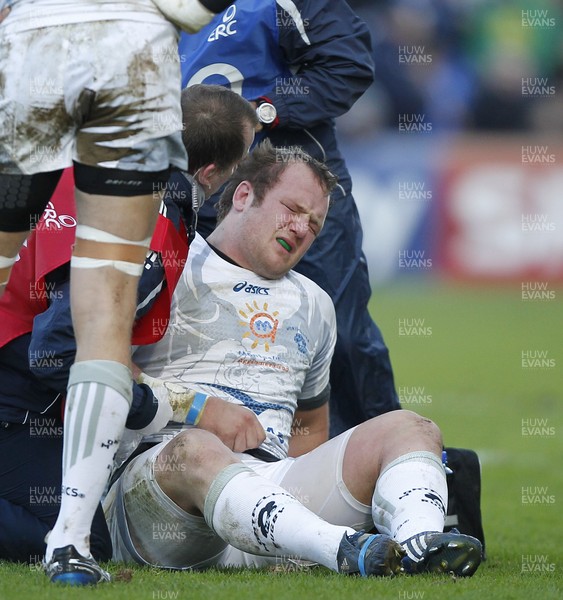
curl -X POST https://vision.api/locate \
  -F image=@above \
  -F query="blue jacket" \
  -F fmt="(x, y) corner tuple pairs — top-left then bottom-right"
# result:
(179, 0), (375, 198)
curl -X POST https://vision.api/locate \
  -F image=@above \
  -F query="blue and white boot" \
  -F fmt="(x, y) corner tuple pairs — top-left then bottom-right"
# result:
(44, 544), (111, 586)
(337, 530), (405, 576)
(401, 530), (482, 577)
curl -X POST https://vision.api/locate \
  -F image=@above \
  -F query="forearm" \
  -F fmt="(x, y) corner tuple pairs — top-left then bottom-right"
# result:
(136, 372), (266, 451)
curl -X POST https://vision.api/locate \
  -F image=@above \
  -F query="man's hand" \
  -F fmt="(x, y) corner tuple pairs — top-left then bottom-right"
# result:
(136, 372), (265, 451)
(197, 396), (265, 453)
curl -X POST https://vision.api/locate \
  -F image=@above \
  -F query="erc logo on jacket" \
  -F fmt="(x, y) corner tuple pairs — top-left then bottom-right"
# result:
(208, 4), (237, 42)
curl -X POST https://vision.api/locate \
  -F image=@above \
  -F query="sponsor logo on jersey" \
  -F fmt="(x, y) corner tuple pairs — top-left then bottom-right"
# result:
(233, 281), (270, 295)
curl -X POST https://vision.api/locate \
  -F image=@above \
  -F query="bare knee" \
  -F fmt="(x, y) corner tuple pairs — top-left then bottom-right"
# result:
(351, 410), (442, 462)
(157, 429), (234, 478)
(155, 429), (238, 513)
(380, 410), (442, 454)
(404, 410), (441, 441)
(343, 411), (441, 503)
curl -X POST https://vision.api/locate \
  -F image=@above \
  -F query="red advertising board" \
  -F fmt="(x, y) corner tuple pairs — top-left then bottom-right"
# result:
(439, 136), (563, 282)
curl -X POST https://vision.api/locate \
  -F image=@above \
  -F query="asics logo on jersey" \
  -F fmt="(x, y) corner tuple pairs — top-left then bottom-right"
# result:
(233, 281), (270, 295)
(208, 4), (237, 42)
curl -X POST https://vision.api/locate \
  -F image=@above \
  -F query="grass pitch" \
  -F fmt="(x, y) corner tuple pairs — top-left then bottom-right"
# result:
(1, 281), (561, 599)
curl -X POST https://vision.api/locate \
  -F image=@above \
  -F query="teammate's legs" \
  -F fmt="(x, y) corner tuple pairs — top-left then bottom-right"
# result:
(7, 18), (189, 579)
(44, 176), (162, 564)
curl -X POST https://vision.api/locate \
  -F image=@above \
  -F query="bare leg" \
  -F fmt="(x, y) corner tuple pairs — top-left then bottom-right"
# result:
(46, 189), (159, 562)
(341, 410), (442, 505)
(155, 429), (240, 515)
(71, 189), (160, 363)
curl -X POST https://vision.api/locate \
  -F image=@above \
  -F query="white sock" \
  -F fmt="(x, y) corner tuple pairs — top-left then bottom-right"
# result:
(204, 464), (353, 571)
(372, 451), (447, 560)
(45, 360), (132, 561)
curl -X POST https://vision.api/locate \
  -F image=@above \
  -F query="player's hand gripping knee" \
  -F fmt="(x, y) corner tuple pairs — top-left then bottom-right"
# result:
(197, 397), (266, 453)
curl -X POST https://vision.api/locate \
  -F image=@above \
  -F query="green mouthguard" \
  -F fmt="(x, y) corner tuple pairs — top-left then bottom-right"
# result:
(277, 238), (291, 251)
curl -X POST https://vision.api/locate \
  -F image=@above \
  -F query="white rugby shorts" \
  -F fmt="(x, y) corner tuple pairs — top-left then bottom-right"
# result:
(103, 427), (373, 569)
(0, 17), (186, 174)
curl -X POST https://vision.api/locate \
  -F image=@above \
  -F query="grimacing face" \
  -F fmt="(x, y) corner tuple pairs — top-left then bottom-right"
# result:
(230, 162), (330, 279)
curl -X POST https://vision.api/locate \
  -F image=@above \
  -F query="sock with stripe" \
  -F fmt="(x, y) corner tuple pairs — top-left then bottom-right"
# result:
(204, 464), (354, 571)
(371, 451), (448, 562)
(45, 360), (132, 562)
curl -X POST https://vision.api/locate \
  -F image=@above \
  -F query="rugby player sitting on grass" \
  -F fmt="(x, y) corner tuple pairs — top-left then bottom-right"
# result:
(104, 142), (483, 577)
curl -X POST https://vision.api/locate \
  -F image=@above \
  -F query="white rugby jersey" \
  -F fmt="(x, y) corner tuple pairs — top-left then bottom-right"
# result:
(4, 0), (168, 32)
(133, 233), (337, 459)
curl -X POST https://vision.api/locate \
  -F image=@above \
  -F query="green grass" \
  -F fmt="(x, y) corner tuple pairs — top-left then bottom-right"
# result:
(1, 281), (562, 599)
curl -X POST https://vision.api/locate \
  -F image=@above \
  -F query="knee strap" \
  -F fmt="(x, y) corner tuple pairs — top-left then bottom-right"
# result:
(75, 225), (152, 247)
(72, 225), (152, 276)
(73, 162), (170, 197)
(0, 255), (17, 268)
(70, 256), (144, 276)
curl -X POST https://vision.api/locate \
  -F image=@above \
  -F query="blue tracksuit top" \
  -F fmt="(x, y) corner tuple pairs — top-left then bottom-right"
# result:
(178, 0), (375, 198)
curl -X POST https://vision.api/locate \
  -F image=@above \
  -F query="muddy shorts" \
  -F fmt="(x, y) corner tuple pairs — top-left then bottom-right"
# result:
(0, 17), (186, 174)
(103, 427), (372, 569)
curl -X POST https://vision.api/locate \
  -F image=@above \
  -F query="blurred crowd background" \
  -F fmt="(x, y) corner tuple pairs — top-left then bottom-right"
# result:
(344, 0), (563, 135)
(336, 0), (563, 284)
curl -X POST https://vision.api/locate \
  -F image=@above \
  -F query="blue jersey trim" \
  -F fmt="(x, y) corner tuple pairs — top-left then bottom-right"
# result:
(203, 383), (292, 416)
